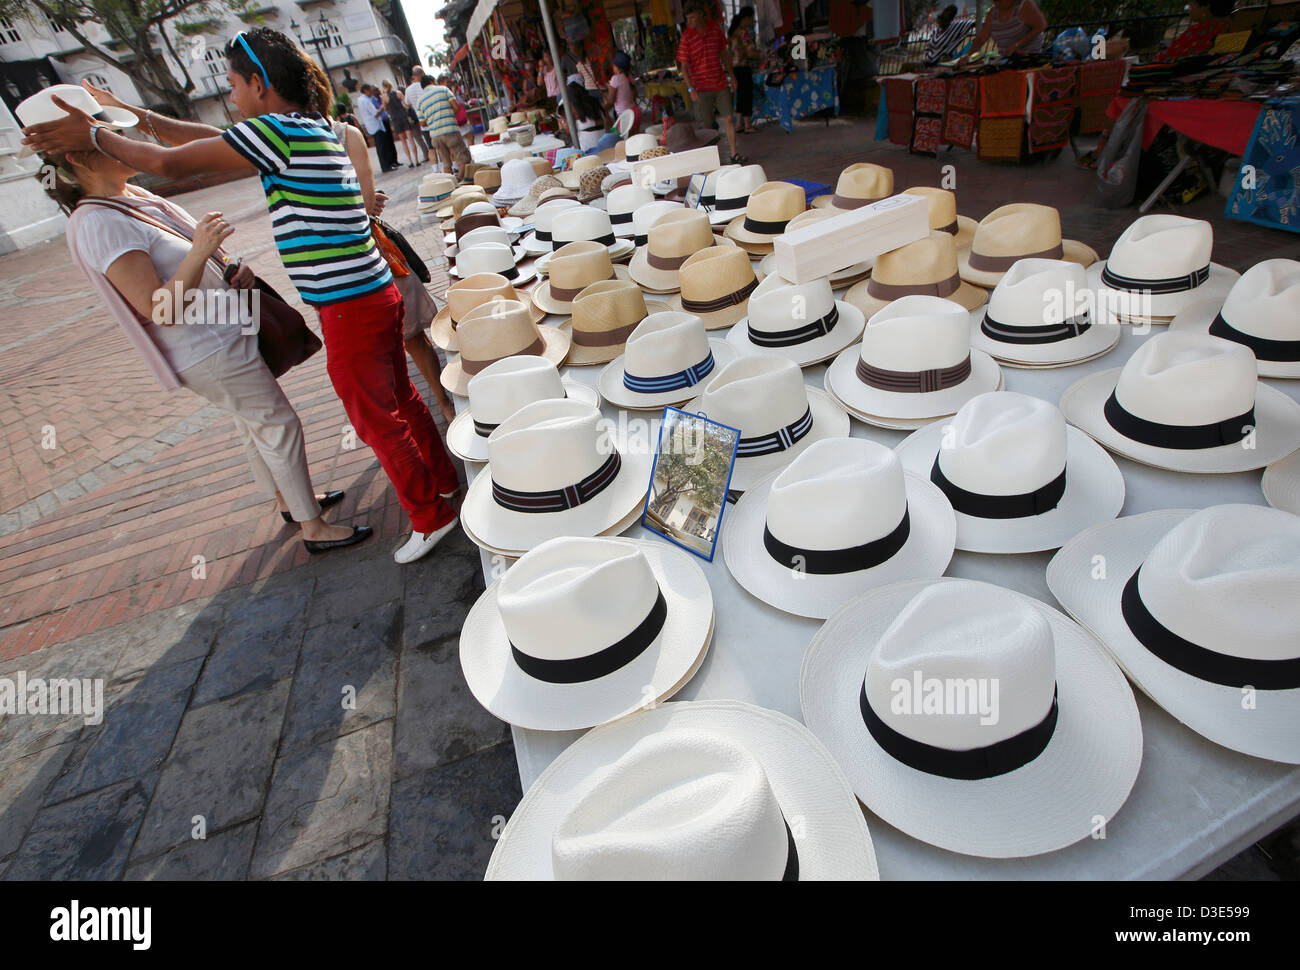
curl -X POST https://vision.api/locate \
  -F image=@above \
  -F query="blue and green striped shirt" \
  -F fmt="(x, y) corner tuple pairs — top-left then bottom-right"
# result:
(222, 113), (391, 307)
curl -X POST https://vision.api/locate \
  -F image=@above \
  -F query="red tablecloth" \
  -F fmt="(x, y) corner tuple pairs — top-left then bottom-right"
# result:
(1106, 96), (1263, 155)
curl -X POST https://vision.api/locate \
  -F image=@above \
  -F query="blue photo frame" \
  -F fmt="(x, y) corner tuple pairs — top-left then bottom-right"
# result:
(640, 407), (741, 562)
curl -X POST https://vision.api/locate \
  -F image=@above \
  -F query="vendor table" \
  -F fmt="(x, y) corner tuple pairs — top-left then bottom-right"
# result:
(1106, 96), (1263, 155)
(451, 268), (1300, 880)
(468, 134), (567, 166)
(752, 64), (840, 133)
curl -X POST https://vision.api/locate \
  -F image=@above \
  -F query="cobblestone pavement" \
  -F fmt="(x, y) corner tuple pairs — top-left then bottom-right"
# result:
(0, 121), (1295, 879)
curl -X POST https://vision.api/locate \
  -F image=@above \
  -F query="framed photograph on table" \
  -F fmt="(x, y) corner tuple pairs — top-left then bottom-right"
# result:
(642, 407), (741, 562)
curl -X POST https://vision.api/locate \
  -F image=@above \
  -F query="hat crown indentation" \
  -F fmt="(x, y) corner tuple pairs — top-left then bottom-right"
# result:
(698, 357), (810, 435)
(938, 392), (1067, 496)
(767, 439), (907, 549)
(862, 295), (971, 372)
(1114, 333), (1255, 427)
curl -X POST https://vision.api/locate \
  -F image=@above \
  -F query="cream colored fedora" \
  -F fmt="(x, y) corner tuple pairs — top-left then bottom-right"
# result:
(724, 181), (806, 252)
(560, 154), (605, 190)
(630, 199), (684, 246)
(758, 209), (873, 288)
(447, 355), (599, 463)
(509, 174), (566, 218)
(727, 274), (866, 368)
(453, 241), (538, 287)
(900, 185), (978, 250)
(440, 299), (571, 397)
(1169, 259), (1300, 379)
(605, 183), (655, 237)
(810, 163), (893, 212)
(449, 225), (522, 267)
(969, 258), (1121, 367)
(436, 185), (489, 221)
(566, 280), (671, 366)
(535, 207), (635, 267)
(1048, 504), (1300, 764)
(825, 294), (1002, 428)
(598, 311), (738, 410)
(693, 163), (738, 211)
(724, 438), (955, 620)
(958, 203), (1099, 288)
(530, 241), (631, 316)
(1087, 215), (1239, 322)
(1059, 331), (1300, 474)
(521, 197), (583, 254)
(895, 391), (1125, 554)
(629, 209), (736, 293)
(459, 402), (655, 555)
(683, 355), (851, 492)
(665, 246), (762, 330)
(624, 132), (658, 162)
(844, 233), (989, 318)
(707, 164), (768, 226)
(418, 173), (457, 213)
(432, 273), (545, 351)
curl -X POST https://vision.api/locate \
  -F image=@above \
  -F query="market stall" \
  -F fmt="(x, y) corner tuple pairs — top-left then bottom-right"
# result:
(752, 63), (840, 133)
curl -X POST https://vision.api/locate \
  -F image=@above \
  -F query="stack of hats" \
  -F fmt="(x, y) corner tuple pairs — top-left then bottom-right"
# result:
(433, 272), (545, 352)
(473, 168), (502, 192)
(605, 184), (654, 238)
(530, 241), (632, 317)
(565, 280), (671, 367)
(536, 208), (635, 270)
(666, 246), (761, 330)
(726, 273), (866, 368)
(509, 175), (567, 218)
(418, 173), (456, 214)
(706, 165), (766, 226)
(598, 310), (738, 411)
(630, 209), (737, 294)
(440, 298), (571, 397)
(521, 197), (583, 255)
(436, 185), (488, 222)
(844, 232), (988, 319)
(492, 157), (540, 207)
(630, 200), (683, 247)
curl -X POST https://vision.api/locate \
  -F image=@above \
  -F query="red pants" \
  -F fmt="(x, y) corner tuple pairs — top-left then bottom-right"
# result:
(319, 283), (457, 534)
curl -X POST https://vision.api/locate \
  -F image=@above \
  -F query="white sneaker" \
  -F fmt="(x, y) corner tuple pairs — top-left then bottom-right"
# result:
(394, 518), (458, 564)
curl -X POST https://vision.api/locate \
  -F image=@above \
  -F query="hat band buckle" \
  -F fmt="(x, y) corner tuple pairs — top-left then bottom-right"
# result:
(736, 406), (813, 457)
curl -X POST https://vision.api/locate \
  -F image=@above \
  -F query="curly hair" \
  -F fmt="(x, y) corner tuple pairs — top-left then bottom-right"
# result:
(224, 27), (318, 112)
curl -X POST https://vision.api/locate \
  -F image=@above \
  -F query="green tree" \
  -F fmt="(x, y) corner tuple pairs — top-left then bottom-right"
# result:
(652, 418), (736, 519)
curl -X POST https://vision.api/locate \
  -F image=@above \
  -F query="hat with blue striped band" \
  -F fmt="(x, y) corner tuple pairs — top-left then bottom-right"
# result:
(598, 311), (739, 411)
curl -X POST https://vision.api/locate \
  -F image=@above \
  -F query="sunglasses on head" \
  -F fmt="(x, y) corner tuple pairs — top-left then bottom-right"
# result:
(230, 32), (271, 90)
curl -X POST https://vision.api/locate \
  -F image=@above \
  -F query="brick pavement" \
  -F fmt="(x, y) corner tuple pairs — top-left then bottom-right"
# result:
(0, 119), (1295, 879)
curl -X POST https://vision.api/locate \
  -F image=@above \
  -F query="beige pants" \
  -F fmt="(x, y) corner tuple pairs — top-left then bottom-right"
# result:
(432, 132), (472, 178)
(178, 334), (321, 523)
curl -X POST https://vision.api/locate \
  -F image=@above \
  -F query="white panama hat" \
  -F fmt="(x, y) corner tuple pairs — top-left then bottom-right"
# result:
(623, 132), (658, 162)
(459, 537), (712, 732)
(449, 225), (524, 269)
(800, 578), (1143, 858)
(490, 157), (538, 205)
(484, 700), (880, 880)
(452, 241), (537, 287)
(459, 398), (654, 556)
(520, 198), (583, 255)
(16, 84), (138, 157)
(707, 165), (768, 226)
(1047, 504), (1300, 764)
(1087, 215), (1239, 322)
(1059, 331), (1300, 474)
(683, 355), (850, 493)
(1263, 450), (1300, 515)
(970, 258), (1121, 368)
(605, 183), (654, 238)
(896, 391), (1125, 554)
(630, 199), (683, 247)
(1168, 258), (1300, 379)
(726, 274), (866, 368)
(534, 207), (635, 269)
(598, 311), (738, 411)
(723, 438), (955, 619)
(446, 356), (599, 463)
(692, 163), (739, 211)
(825, 295), (1002, 428)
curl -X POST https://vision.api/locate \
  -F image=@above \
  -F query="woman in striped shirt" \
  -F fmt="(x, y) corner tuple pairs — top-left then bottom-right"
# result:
(22, 28), (462, 565)
(964, 0), (1047, 59)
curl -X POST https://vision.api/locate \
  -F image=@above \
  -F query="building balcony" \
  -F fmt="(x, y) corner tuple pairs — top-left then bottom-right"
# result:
(193, 73), (231, 99)
(315, 33), (408, 69)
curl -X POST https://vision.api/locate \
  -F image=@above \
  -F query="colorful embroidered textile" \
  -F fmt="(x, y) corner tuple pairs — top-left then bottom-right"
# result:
(1226, 100), (1300, 234)
(978, 117), (1024, 160)
(912, 115), (944, 156)
(980, 70), (1027, 118)
(1027, 66), (1075, 153)
(916, 76), (948, 115)
(943, 105), (977, 148)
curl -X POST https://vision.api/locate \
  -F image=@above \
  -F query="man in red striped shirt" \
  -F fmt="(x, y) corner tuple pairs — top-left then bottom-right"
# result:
(676, 2), (746, 163)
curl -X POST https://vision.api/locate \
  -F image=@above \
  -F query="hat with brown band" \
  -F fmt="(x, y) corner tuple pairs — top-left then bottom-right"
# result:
(665, 246), (763, 330)
(901, 186), (978, 251)
(724, 181), (807, 253)
(811, 163), (894, 212)
(475, 168), (503, 191)
(437, 184), (490, 221)
(958, 203), (1099, 288)
(629, 209), (738, 293)
(566, 279), (672, 366)
(440, 299), (571, 397)
(531, 241), (633, 316)
(560, 155), (605, 190)
(845, 233), (989, 320)
(433, 272), (546, 352)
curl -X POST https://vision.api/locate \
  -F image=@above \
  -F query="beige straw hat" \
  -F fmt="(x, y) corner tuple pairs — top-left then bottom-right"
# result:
(474, 168), (503, 191)
(527, 156), (554, 177)
(810, 163), (893, 212)
(844, 232), (989, 318)
(440, 299), (571, 397)
(432, 273), (545, 352)
(560, 155), (604, 190)
(530, 241), (632, 317)
(629, 209), (737, 293)
(665, 246), (762, 330)
(578, 165), (612, 204)
(724, 181), (807, 253)
(437, 185), (489, 221)
(901, 185), (978, 251)
(489, 116), (509, 134)
(958, 203), (1099, 287)
(566, 279), (671, 366)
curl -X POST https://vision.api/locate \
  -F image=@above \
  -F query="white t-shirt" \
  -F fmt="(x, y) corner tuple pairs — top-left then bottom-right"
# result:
(578, 121), (604, 151)
(76, 202), (247, 374)
(404, 82), (424, 114)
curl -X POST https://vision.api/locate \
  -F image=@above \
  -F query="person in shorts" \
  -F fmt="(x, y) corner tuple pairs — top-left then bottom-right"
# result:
(676, 1), (746, 163)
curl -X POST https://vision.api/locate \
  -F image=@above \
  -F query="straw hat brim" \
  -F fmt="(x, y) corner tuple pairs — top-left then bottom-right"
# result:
(535, 238), (636, 274)
(565, 300), (673, 367)
(1169, 296), (1300, 380)
(1047, 510), (1300, 765)
(843, 278), (989, 318)
(663, 285), (761, 331)
(759, 252), (875, 288)
(446, 240), (524, 263)
(958, 239), (1100, 288)
(431, 299), (546, 352)
(801, 577), (1143, 858)
(896, 421), (1125, 554)
(726, 300), (867, 368)
(724, 213), (805, 247)
(723, 471), (955, 620)
(1084, 261), (1239, 321)
(440, 325), (571, 397)
(824, 345), (1002, 422)
(679, 386), (851, 493)
(458, 438), (655, 557)
(1059, 368), (1300, 473)
(484, 699), (880, 879)
(627, 236), (738, 292)
(519, 231), (555, 255)
(968, 302), (1122, 367)
(529, 264), (634, 317)
(707, 204), (748, 226)
(598, 338), (739, 411)
(460, 539), (712, 733)
(445, 379), (600, 463)
(1263, 450), (1300, 514)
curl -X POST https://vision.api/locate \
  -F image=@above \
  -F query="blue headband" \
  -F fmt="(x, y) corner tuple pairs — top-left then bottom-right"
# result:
(233, 33), (271, 90)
